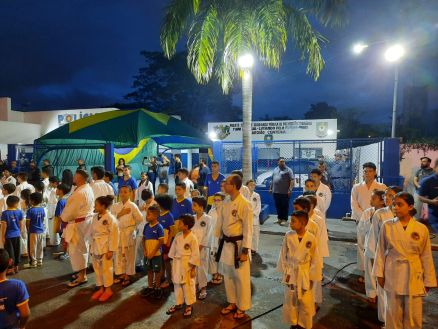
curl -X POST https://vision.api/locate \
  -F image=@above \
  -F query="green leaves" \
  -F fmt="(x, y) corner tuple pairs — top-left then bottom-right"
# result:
(160, 0), (346, 92)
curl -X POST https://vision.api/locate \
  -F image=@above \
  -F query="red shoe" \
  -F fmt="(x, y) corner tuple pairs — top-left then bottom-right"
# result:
(99, 290), (113, 302)
(91, 290), (104, 301)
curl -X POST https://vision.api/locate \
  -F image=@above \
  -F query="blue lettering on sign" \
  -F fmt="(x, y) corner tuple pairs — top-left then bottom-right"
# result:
(58, 113), (94, 126)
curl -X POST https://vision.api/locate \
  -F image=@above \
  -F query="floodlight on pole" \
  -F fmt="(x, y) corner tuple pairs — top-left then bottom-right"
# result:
(384, 44), (405, 62)
(352, 42), (368, 55)
(238, 54), (254, 69)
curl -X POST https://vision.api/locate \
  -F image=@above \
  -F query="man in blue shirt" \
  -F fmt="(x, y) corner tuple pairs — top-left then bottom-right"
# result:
(269, 157), (294, 225)
(0, 249), (30, 329)
(419, 159), (438, 232)
(205, 161), (225, 211)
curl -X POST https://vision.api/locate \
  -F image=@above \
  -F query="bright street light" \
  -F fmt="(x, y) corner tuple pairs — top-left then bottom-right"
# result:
(208, 131), (218, 141)
(384, 44), (405, 62)
(352, 42), (368, 54)
(238, 53), (254, 69)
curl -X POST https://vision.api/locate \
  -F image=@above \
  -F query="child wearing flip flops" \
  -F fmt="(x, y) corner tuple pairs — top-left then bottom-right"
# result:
(90, 195), (119, 302)
(166, 214), (200, 318)
(208, 192), (225, 285)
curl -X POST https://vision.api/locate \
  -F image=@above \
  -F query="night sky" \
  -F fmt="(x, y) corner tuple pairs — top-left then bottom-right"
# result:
(0, 0), (437, 124)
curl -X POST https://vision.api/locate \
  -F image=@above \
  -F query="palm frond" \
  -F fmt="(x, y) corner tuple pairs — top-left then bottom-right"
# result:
(286, 6), (327, 80)
(291, 0), (348, 28)
(250, 0), (287, 69)
(187, 5), (221, 84)
(160, 0), (197, 59)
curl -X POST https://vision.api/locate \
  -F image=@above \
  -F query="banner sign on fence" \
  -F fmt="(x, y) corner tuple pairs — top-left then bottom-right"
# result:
(208, 119), (337, 142)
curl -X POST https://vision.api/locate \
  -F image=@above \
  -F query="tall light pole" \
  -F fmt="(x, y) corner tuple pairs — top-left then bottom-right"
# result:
(384, 44), (405, 138)
(238, 53), (254, 182)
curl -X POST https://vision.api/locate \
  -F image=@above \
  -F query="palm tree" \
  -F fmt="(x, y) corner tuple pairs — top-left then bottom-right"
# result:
(160, 0), (347, 181)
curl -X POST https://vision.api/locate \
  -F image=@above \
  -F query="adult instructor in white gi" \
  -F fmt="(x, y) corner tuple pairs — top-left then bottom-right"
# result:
(61, 169), (95, 287)
(215, 174), (253, 319)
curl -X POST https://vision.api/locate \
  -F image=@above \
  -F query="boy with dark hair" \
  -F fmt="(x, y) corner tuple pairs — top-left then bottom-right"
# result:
(1, 196), (23, 274)
(141, 204), (164, 298)
(24, 192), (46, 268)
(157, 183), (169, 195)
(0, 184), (17, 213)
(177, 168), (194, 199)
(171, 182), (193, 227)
(0, 249), (30, 328)
(104, 171), (118, 195)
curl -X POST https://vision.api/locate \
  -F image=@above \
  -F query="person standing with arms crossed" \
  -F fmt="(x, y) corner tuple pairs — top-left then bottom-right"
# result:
(270, 157), (294, 225)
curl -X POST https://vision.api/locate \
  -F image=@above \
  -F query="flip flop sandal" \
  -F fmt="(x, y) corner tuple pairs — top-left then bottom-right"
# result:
(166, 304), (183, 315)
(357, 277), (365, 284)
(113, 277), (123, 284)
(198, 291), (207, 300)
(216, 276), (223, 284)
(183, 306), (193, 318)
(221, 305), (237, 315)
(233, 310), (246, 319)
(67, 279), (88, 288)
(121, 279), (131, 287)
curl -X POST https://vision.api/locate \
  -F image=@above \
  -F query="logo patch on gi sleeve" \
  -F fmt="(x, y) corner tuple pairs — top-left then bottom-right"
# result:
(200, 221), (206, 227)
(253, 197), (257, 202)
(318, 192), (323, 197)
(102, 220), (108, 225)
(306, 241), (312, 249)
(184, 243), (190, 250)
(232, 209), (238, 217)
(411, 232), (420, 241)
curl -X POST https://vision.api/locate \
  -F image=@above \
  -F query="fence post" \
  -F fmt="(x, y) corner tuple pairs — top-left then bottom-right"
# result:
(104, 143), (115, 172)
(7, 144), (16, 164)
(382, 138), (401, 186)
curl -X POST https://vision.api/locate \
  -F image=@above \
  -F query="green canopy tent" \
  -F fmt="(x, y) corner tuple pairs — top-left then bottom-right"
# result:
(34, 109), (210, 177)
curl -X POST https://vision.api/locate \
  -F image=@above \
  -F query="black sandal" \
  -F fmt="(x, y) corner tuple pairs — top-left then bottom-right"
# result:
(166, 304), (183, 315)
(121, 279), (131, 287)
(183, 305), (193, 318)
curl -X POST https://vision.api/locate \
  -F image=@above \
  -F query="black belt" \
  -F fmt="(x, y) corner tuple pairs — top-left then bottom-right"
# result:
(215, 234), (243, 269)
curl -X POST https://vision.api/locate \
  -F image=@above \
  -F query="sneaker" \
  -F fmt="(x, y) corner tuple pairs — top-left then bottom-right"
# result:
(152, 288), (163, 299)
(59, 254), (70, 261)
(24, 263), (37, 269)
(140, 287), (154, 298)
(37, 262), (43, 267)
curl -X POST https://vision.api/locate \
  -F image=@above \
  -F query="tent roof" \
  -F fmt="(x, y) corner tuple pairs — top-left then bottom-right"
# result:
(35, 109), (210, 149)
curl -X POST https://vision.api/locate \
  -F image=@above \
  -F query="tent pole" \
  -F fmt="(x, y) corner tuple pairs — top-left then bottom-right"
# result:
(104, 143), (115, 172)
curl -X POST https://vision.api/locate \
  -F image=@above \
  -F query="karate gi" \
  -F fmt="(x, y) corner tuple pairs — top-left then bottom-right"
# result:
(358, 207), (377, 298)
(192, 213), (213, 289)
(14, 182), (35, 198)
(373, 218), (437, 329)
(316, 183), (332, 213)
(250, 191), (261, 252)
(90, 212), (119, 287)
(215, 193), (253, 311)
(135, 180), (154, 209)
(365, 206), (394, 321)
(91, 180), (114, 200)
(61, 184), (94, 272)
(357, 207), (374, 272)
(46, 187), (60, 246)
(239, 185), (251, 200)
(277, 230), (321, 329)
(111, 200), (143, 276)
(207, 206), (220, 274)
(169, 231), (200, 306)
(306, 217), (324, 304)
(182, 177), (194, 199)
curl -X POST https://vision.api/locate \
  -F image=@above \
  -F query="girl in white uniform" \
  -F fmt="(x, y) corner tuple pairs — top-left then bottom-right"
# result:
(191, 196), (213, 300)
(90, 195), (119, 302)
(166, 214), (200, 318)
(207, 192), (225, 285)
(373, 192), (436, 329)
(277, 210), (321, 329)
(246, 180), (261, 253)
(111, 186), (143, 286)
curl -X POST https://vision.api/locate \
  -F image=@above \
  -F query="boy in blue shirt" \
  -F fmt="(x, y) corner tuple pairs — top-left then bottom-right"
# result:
(52, 184), (71, 260)
(0, 249), (30, 329)
(171, 182), (193, 225)
(1, 196), (23, 275)
(24, 193), (46, 268)
(141, 204), (164, 299)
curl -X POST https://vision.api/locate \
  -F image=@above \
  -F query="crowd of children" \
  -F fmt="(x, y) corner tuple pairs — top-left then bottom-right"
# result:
(0, 159), (436, 329)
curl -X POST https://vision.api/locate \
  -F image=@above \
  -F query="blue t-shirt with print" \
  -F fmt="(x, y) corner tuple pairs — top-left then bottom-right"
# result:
(117, 177), (138, 191)
(54, 199), (66, 217)
(0, 279), (29, 329)
(1, 210), (23, 239)
(171, 198), (193, 221)
(158, 212), (174, 231)
(26, 207), (45, 234)
(205, 173), (226, 197)
(143, 222), (165, 240)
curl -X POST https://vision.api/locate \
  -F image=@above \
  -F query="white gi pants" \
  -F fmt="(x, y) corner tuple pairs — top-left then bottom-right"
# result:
(92, 254), (114, 288)
(208, 249), (219, 274)
(197, 248), (209, 289)
(48, 217), (60, 246)
(135, 235), (144, 267)
(222, 261), (251, 311)
(115, 245), (136, 276)
(313, 280), (323, 304)
(251, 225), (260, 252)
(174, 277), (196, 306)
(20, 225), (28, 255)
(356, 231), (365, 271)
(29, 233), (44, 264)
(67, 221), (91, 272)
(385, 292), (423, 329)
(283, 285), (315, 329)
(364, 255), (377, 298)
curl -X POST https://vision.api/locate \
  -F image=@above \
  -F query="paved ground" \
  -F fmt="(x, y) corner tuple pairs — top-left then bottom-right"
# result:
(13, 216), (438, 329)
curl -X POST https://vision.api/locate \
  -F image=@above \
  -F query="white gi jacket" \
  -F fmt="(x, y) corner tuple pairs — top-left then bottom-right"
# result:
(215, 193), (253, 266)
(182, 177), (194, 199)
(365, 207), (394, 258)
(239, 185), (251, 200)
(46, 187), (58, 219)
(277, 230), (321, 299)
(61, 184), (94, 245)
(169, 231), (200, 284)
(14, 182), (35, 197)
(358, 207), (375, 249)
(207, 207), (219, 252)
(91, 180), (114, 200)
(111, 200), (143, 249)
(135, 180), (154, 208)
(90, 212), (119, 256)
(192, 213), (213, 248)
(351, 180), (386, 221)
(250, 192), (261, 226)
(316, 183), (332, 213)
(310, 212), (329, 258)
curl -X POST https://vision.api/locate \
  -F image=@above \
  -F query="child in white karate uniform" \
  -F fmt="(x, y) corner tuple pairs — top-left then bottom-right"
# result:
(277, 210), (321, 329)
(373, 192), (436, 329)
(207, 192), (225, 285)
(47, 177), (60, 246)
(166, 214), (200, 318)
(246, 180), (261, 254)
(111, 186), (143, 286)
(191, 196), (213, 300)
(90, 195), (119, 302)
